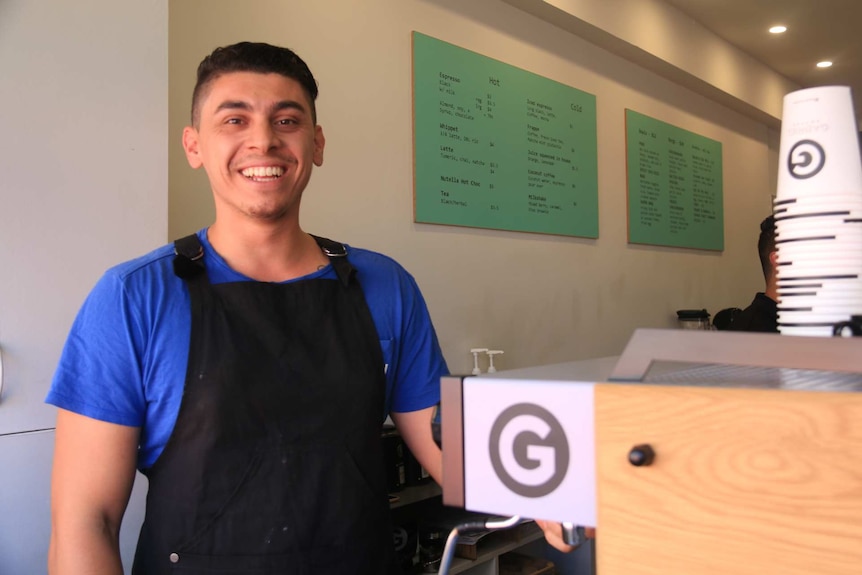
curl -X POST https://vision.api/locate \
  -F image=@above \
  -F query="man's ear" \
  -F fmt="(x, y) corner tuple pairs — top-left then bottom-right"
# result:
(769, 250), (778, 267)
(182, 126), (203, 169)
(313, 125), (325, 167)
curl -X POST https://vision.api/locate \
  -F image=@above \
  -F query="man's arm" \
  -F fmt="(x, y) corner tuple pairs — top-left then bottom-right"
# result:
(391, 406), (441, 485)
(391, 407), (593, 553)
(49, 409), (140, 575)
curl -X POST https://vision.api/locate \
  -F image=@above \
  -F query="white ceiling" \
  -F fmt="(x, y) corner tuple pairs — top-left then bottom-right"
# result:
(662, 0), (862, 125)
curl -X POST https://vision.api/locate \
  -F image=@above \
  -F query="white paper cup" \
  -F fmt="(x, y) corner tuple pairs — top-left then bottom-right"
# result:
(777, 250), (862, 262)
(780, 280), (862, 287)
(780, 299), (862, 309)
(776, 216), (862, 229)
(778, 310), (854, 324)
(774, 195), (862, 211)
(776, 193), (862, 204)
(777, 243), (862, 254)
(776, 237), (862, 250)
(780, 301), (862, 312)
(776, 234), (862, 246)
(777, 273), (862, 284)
(775, 211), (862, 224)
(776, 250), (862, 261)
(776, 221), (862, 234)
(778, 243), (862, 256)
(811, 309), (862, 317)
(778, 325), (835, 337)
(777, 202), (862, 211)
(779, 284), (862, 296)
(778, 276), (862, 288)
(776, 86), (862, 200)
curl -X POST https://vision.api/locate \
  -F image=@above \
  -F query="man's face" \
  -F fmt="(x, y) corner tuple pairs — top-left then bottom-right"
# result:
(182, 72), (325, 223)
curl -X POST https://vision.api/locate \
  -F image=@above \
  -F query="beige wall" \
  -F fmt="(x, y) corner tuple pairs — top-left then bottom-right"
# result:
(168, 0), (776, 374)
(503, 0), (798, 126)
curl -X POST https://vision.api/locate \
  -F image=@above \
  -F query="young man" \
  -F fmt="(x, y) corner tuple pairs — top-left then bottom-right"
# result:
(47, 42), (450, 575)
(47, 42), (578, 575)
(729, 214), (779, 332)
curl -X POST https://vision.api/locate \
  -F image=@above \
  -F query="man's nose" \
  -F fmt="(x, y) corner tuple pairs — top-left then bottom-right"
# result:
(248, 121), (280, 151)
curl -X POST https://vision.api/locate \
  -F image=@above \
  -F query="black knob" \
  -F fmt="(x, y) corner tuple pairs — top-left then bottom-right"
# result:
(628, 444), (655, 466)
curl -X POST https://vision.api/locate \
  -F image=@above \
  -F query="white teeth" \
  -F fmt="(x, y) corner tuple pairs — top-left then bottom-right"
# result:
(241, 166), (284, 178)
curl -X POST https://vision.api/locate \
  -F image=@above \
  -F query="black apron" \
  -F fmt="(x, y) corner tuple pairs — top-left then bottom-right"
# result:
(133, 234), (397, 575)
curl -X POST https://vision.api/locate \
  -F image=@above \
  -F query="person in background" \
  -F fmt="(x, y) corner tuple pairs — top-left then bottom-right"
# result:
(729, 214), (779, 332)
(712, 306), (742, 330)
(46, 41), (576, 575)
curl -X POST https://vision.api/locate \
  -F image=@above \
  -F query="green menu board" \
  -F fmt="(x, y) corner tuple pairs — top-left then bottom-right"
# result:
(625, 109), (724, 250)
(413, 32), (598, 238)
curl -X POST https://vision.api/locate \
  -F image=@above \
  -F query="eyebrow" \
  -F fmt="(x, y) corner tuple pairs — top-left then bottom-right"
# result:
(213, 100), (308, 116)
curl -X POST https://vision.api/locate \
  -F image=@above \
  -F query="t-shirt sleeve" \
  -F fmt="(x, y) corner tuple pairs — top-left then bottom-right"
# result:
(45, 270), (147, 427)
(387, 268), (449, 414)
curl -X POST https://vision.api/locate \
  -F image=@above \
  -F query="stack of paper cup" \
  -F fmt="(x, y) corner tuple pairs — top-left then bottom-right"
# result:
(774, 85), (862, 336)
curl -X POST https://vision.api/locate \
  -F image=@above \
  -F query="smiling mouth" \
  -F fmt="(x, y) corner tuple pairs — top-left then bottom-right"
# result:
(241, 166), (285, 181)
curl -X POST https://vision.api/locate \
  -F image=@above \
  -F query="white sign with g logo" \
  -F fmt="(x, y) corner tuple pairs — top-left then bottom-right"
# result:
(463, 378), (596, 524)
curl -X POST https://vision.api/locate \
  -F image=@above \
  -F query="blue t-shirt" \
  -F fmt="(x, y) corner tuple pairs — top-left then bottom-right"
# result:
(46, 229), (448, 469)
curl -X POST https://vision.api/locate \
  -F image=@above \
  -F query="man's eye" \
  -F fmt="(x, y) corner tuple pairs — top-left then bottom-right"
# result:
(225, 118), (243, 125)
(276, 118), (298, 126)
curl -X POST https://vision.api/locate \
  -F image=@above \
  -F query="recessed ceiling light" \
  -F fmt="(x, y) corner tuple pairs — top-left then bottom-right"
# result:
(769, 25), (787, 34)
(816, 61), (833, 68)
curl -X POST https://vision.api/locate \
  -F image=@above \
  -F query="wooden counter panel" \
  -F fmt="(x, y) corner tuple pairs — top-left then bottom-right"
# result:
(594, 383), (862, 575)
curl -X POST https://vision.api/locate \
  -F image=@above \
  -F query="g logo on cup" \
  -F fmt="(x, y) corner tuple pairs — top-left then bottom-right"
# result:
(488, 403), (569, 498)
(788, 139), (826, 179)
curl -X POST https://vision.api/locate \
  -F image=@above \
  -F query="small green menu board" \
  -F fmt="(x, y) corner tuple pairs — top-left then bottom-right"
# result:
(413, 32), (598, 238)
(625, 109), (724, 250)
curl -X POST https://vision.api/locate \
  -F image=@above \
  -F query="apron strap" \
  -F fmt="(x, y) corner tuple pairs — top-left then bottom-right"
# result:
(172, 233), (356, 286)
(173, 234), (205, 279)
(312, 235), (355, 287)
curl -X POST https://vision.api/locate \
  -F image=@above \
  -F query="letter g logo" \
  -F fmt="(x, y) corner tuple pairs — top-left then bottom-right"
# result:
(488, 403), (569, 498)
(788, 139), (826, 179)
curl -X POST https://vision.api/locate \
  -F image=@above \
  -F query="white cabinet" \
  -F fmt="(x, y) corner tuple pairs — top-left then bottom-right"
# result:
(0, 0), (167, 572)
(0, 431), (148, 574)
(0, 431), (54, 574)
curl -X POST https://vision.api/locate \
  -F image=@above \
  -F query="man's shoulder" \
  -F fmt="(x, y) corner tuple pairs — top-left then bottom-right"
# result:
(101, 242), (179, 287)
(344, 245), (411, 278)
(728, 292), (778, 333)
(342, 244), (425, 302)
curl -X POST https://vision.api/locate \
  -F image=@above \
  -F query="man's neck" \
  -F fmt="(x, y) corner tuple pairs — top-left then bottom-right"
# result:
(764, 281), (778, 302)
(207, 219), (329, 282)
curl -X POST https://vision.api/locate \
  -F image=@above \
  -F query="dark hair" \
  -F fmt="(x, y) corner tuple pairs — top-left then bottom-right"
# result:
(191, 42), (319, 126)
(757, 214), (776, 280)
